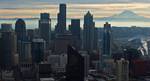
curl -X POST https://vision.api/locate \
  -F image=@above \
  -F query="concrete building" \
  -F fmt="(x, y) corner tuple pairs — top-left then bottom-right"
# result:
(1, 70), (15, 81)
(116, 58), (129, 81)
(54, 33), (74, 54)
(47, 54), (67, 73)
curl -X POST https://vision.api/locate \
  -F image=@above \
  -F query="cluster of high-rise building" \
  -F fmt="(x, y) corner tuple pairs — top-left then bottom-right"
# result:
(0, 3), (150, 81)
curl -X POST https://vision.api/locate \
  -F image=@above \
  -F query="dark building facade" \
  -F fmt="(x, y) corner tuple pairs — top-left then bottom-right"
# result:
(20, 41), (32, 64)
(70, 19), (81, 49)
(15, 19), (27, 61)
(94, 28), (98, 50)
(54, 34), (74, 54)
(31, 38), (46, 63)
(70, 19), (81, 40)
(15, 19), (26, 41)
(83, 11), (96, 52)
(1, 24), (13, 32)
(55, 4), (66, 34)
(102, 22), (112, 58)
(39, 64), (52, 78)
(39, 13), (51, 48)
(66, 46), (84, 81)
(0, 31), (17, 66)
(26, 29), (34, 41)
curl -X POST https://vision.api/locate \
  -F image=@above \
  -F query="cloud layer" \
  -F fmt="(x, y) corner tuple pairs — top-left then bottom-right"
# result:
(0, 0), (150, 19)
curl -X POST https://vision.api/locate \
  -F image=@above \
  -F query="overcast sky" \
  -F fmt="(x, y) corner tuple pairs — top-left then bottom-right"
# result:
(0, 0), (150, 19)
(1, 0), (150, 8)
(1, 0), (150, 9)
(1, 0), (150, 3)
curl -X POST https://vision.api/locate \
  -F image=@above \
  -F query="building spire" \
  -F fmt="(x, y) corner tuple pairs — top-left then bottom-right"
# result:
(86, 11), (92, 16)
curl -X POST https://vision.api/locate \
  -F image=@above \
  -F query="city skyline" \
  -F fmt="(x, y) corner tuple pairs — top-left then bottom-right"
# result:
(1, 1), (150, 28)
(0, 3), (150, 81)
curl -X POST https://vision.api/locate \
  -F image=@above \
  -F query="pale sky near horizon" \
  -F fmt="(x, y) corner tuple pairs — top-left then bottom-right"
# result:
(0, 0), (150, 18)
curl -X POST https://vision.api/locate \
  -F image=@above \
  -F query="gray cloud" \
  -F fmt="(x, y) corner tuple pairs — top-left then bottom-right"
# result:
(0, 0), (150, 8)
(32, 0), (150, 3)
(1, 0), (150, 3)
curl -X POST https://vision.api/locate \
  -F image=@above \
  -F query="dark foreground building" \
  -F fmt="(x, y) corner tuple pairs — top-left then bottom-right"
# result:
(66, 46), (84, 81)
(0, 30), (17, 66)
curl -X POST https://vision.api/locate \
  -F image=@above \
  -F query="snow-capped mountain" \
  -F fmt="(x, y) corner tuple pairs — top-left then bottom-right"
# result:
(100, 10), (150, 21)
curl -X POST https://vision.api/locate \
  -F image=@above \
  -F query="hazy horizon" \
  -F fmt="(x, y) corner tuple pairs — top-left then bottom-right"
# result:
(1, 1), (150, 28)
(0, 3), (150, 19)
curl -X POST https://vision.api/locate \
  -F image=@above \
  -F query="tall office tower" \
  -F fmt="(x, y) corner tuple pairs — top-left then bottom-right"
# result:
(1, 24), (13, 32)
(66, 46), (84, 81)
(55, 4), (66, 34)
(103, 22), (112, 58)
(39, 13), (51, 48)
(83, 11), (96, 52)
(70, 19), (81, 39)
(31, 38), (46, 63)
(0, 30), (17, 66)
(15, 19), (27, 57)
(20, 41), (32, 64)
(70, 19), (81, 49)
(15, 19), (26, 41)
(116, 58), (129, 81)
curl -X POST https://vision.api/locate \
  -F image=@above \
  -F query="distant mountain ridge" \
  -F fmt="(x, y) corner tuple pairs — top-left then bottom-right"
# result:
(100, 10), (150, 21)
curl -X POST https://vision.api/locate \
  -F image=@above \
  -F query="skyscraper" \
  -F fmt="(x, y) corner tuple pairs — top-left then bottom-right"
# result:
(66, 46), (84, 81)
(83, 11), (96, 52)
(15, 19), (26, 41)
(0, 30), (17, 66)
(15, 19), (28, 64)
(70, 19), (81, 40)
(39, 13), (51, 48)
(116, 58), (129, 81)
(70, 19), (81, 49)
(103, 22), (112, 58)
(55, 4), (66, 34)
(1, 24), (13, 32)
(20, 41), (32, 64)
(31, 38), (46, 63)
